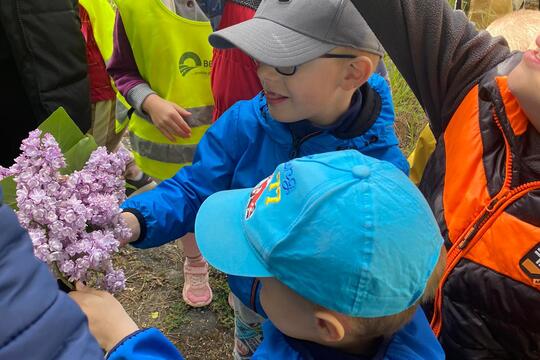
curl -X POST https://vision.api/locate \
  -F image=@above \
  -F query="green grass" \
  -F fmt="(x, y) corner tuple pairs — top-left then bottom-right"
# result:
(209, 269), (235, 329)
(385, 56), (427, 157)
(162, 301), (191, 332)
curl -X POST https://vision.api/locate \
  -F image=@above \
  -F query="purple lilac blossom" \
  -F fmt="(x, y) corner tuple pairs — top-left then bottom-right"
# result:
(0, 130), (131, 293)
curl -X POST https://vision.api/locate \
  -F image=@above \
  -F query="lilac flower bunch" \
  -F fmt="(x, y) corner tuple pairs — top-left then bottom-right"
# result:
(0, 130), (132, 293)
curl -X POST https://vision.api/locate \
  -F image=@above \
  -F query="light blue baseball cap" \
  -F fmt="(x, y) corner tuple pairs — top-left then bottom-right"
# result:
(195, 150), (443, 317)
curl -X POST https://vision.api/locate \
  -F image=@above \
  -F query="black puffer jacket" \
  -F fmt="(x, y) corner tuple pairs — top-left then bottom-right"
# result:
(351, 0), (539, 358)
(0, 0), (91, 166)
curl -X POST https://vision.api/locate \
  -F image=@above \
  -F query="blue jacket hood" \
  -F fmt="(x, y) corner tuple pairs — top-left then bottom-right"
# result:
(252, 308), (444, 360)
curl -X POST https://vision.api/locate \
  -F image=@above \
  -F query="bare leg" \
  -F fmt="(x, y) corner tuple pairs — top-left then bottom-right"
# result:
(181, 233), (213, 307)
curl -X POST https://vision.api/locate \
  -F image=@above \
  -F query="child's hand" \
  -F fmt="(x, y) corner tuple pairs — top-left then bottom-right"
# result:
(69, 282), (139, 352)
(142, 94), (192, 141)
(120, 212), (141, 246)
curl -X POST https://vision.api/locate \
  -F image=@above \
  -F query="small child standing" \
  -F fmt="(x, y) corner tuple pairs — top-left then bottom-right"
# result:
(195, 150), (446, 359)
(108, 0), (217, 308)
(352, 0), (540, 357)
(79, 0), (122, 153)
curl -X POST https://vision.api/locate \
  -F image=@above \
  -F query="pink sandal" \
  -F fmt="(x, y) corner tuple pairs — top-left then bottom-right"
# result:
(182, 260), (213, 307)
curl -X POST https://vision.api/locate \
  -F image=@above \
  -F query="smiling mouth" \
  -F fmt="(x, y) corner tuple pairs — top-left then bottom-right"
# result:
(264, 90), (289, 105)
(264, 90), (288, 100)
(524, 48), (540, 67)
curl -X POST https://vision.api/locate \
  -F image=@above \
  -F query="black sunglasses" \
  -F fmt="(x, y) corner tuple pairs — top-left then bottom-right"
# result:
(252, 54), (357, 76)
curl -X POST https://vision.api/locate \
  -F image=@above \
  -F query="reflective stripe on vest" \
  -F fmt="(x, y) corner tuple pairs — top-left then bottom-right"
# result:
(128, 121), (209, 180)
(430, 75), (540, 336)
(115, 95), (131, 133)
(116, 0), (214, 180)
(129, 131), (198, 165)
(126, 104), (212, 179)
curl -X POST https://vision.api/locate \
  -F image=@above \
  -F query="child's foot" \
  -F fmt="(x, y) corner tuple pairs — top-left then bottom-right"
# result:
(182, 256), (213, 307)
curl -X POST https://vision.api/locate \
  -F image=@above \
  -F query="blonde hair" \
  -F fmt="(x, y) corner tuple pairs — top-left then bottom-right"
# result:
(486, 10), (540, 51)
(350, 247), (447, 338)
(333, 47), (382, 74)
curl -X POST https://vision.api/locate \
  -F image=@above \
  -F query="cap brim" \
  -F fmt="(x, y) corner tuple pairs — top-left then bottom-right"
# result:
(209, 18), (335, 67)
(195, 188), (272, 278)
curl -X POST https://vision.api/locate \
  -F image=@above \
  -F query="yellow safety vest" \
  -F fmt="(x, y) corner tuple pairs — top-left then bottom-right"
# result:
(115, 0), (214, 180)
(408, 123), (436, 185)
(79, 0), (132, 139)
(79, 0), (116, 62)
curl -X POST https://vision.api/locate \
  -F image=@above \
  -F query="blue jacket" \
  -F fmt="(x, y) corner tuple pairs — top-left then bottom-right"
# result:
(104, 307), (444, 360)
(0, 191), (102, 359)
(107, 328), (183, 360)
(252, 308), (445, 360)
(123, 73), (408, 248)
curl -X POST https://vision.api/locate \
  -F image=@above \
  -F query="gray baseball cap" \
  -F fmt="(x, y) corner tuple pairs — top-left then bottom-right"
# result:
(208, 0), (383, 67)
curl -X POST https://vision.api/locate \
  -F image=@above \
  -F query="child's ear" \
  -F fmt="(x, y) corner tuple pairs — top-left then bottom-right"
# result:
(314, 310), (346, 342)
(341, 56), (373, 91)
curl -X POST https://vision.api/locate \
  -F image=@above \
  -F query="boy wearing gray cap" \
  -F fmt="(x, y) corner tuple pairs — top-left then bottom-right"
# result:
(119, 0), (408, 357)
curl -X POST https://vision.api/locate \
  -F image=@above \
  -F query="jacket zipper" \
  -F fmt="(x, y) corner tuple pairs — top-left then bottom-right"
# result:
(431, 181), (540, 335)
(289, 130), (323, 159)
(431, 109), (540, 336)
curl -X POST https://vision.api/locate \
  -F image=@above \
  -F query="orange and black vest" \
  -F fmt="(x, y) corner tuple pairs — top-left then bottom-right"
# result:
(420, 54), (540, 359)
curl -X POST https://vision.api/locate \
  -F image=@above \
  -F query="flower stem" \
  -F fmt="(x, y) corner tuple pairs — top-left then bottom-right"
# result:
(53, 262), (74, 291)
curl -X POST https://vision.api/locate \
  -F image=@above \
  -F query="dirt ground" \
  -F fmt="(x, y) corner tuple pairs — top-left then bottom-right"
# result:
(115, 244), (234, 359)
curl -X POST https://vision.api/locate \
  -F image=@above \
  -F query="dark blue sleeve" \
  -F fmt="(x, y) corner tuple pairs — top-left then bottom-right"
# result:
(122, 104), (245, 249)
(107, 328), (184, 360)
(252, 321), (302, 359)
(228, 275), (267, 318)
(385, 308), (445, 359)
(0, 196), (103, 359)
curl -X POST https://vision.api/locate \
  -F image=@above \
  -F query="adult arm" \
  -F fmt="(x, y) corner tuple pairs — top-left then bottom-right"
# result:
(350, 0), (511, 136)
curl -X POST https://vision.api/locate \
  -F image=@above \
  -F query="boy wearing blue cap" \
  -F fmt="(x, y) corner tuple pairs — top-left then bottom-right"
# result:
(194, 150), (446, 359)
(72, 151), (445, 359)
(118, 0), (408, 357)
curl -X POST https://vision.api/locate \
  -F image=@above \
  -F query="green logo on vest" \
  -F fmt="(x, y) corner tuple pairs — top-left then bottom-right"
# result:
(179, 52), (211, 77)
